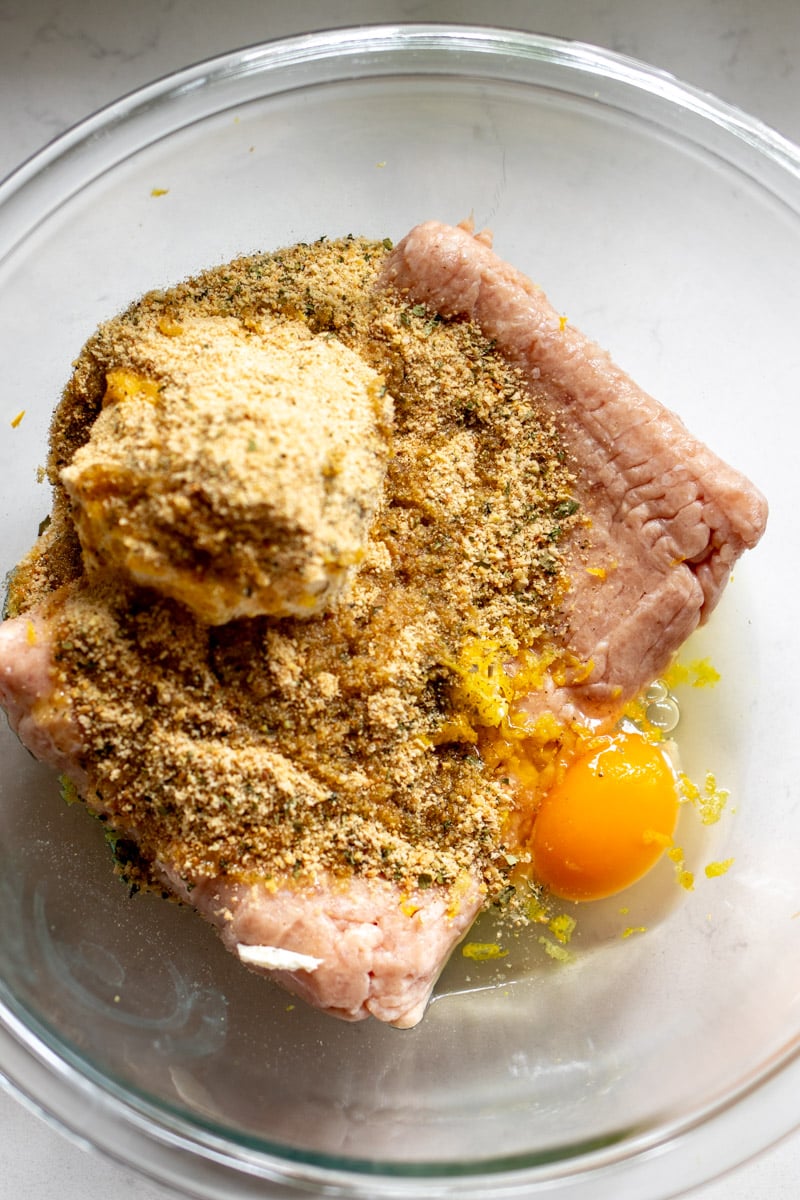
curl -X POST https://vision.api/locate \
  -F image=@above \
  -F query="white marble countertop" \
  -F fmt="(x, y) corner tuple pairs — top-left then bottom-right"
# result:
(1, 1), (799, 1197)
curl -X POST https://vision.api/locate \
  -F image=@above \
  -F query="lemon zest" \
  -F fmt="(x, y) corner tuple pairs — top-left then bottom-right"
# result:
(663, 657), (720, 690)
(103, 369), (161, 406)
(680, 772), (729, 825)
(642, 830), (695, 891)
(548, 913), (576, 944)
(157, 314), (184, 337)
(705, 858), (734, 878)
(446, 870), (479, 919)
(462, 942), (508, 961)
(538, 936), (572, 962)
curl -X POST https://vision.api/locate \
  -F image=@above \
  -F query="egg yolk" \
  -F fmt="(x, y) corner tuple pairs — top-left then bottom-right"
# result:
(530, 733), (679, 901)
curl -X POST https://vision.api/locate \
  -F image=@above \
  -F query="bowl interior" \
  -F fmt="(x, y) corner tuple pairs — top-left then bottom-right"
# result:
(1, 25), (799, 1195)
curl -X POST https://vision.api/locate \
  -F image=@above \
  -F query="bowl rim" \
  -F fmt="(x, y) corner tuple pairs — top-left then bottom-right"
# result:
(1, 21), (798, 203)
(1, 22), (799, 1200)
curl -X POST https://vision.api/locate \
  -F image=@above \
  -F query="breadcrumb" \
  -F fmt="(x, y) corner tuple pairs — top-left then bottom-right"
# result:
(13, 237), (580, 899)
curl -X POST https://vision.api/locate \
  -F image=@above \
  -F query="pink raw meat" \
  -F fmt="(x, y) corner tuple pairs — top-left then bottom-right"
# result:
(0, 607), (482, 1027)
(379, 221), (767, 717)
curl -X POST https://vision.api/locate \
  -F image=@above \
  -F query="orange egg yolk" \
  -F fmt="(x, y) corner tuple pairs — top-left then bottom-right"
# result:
(530, 733), (679, 902)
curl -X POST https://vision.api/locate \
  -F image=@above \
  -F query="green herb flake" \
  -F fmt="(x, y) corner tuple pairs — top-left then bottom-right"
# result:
(59, 775), (80, 806)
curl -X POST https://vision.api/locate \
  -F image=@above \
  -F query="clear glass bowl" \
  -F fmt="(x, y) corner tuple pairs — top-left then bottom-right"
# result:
(1, 25), (799, 1200)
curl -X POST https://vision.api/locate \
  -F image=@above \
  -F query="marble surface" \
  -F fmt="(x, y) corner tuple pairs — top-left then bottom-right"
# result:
(1, 1), (799, 1197)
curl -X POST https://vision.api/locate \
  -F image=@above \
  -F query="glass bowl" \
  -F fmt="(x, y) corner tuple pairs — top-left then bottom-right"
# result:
(1, 24), (799, 1200)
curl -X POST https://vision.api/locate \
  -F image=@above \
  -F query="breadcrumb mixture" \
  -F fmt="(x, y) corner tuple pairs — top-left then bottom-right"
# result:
(12, 237), (580, 897)
(60, 316), (392, 624)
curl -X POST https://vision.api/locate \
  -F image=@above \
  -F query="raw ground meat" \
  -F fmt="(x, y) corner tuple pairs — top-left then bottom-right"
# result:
(379, 221), (768, 719)
(0, 222), (768, 1025)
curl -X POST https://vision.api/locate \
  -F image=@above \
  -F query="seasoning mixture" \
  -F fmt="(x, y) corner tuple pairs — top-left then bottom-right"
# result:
(9, 235), (581, 899)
